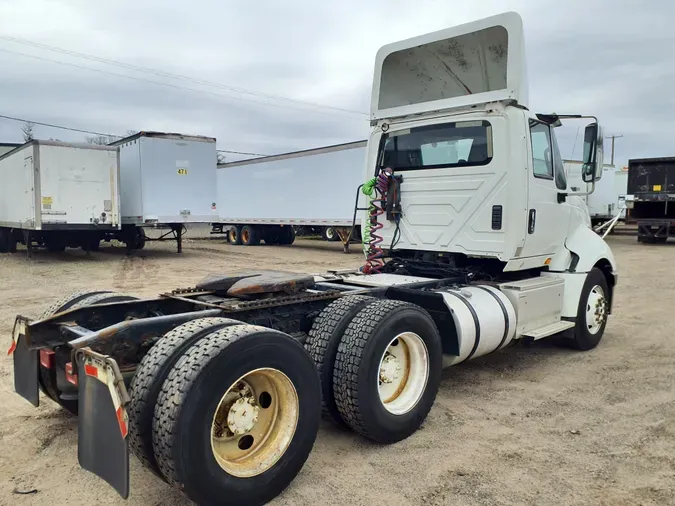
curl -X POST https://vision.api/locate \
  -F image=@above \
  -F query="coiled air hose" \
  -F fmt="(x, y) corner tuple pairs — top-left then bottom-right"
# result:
(361, 167), (393, 274)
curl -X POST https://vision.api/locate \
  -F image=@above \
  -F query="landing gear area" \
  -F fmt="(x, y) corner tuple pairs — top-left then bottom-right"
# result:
(0, 224), (187, 256)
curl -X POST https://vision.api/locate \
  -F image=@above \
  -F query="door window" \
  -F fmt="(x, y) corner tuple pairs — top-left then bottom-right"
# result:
(529, 121), (553, 180)
(529, 121), (567, 190)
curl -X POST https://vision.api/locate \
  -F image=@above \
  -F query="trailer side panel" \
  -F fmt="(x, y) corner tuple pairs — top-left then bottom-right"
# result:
(217, 144), (367, 225)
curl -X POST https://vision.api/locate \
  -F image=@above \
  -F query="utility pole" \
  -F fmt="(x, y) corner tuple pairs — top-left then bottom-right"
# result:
(605, 134), (623, 166)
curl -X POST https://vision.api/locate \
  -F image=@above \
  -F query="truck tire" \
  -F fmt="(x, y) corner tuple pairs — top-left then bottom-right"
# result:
(39, 290), (113, 320)
(280, 226), (295, 245)
(642, 236), (667, 244)
(0, 228), (9, 253)
(37, 290), (125, 414)
(569, 268), (610, 351)
(68, 291), (139, 311)
(153, 324), (320, 506)
(125, 227), (146, 250)
(263, 227), (281, 245)
(305, 295), (376, 426)
(241, 225), (261, 246)
(7, 230), (17, 253)
(128, 317), (241, 477)
(322, 227), (339, 242)
(45, 236), (66, 252)
(229, 226), (242, 245)
(333, 299), (442, 443)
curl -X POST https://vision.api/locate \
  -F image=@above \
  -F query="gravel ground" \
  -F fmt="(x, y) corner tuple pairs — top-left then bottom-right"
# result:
(0, 233), (673, 506)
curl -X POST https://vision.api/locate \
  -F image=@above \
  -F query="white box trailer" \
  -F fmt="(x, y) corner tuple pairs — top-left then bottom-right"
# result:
(0, 142), (21, 156)
(215, 141), (367, 250)
(109, 132), (218, 252)
(0, 140), (120, 254)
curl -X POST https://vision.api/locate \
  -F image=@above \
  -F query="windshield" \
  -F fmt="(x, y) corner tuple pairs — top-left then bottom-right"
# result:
(379, 120), (493, 171)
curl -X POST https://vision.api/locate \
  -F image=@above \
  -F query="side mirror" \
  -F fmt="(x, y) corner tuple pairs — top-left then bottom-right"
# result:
(582, 123), (604, 183)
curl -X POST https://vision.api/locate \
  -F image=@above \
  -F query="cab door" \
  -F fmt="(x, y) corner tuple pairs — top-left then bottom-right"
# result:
(519, 120), (571, 257)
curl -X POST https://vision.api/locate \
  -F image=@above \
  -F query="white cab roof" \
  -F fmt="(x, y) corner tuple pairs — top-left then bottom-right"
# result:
(371, 12), (528, 120)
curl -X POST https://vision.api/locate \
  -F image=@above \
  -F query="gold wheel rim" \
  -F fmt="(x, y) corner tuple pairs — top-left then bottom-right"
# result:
(210, 368), (299, 478)
(229, 230), (237, 242)
(242, 229), (250, 243)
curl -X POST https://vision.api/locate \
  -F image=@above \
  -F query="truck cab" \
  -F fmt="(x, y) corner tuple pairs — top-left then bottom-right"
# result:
(363, 11), (616, 320)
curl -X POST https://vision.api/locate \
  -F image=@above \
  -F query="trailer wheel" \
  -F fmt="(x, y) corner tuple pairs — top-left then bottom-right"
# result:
(263, 227), (280, 245)
(322, 227), (339, 242)
(153, 324), (320, 505)
(641, 236), (667, 244)
(279, 226), (295, 245)
(229, 226), (242, 245)
(569, 268), (610, 351)
(7, 230), (17, 253)
(45, 237), (66, 253)
(128, 317), (241, 477)
(0, 228), (9, 253)
(333, 299), (442, 443)
(241, 225), (261, 246)
(125, 227), (146, 250)
(305, 295), (376, 426)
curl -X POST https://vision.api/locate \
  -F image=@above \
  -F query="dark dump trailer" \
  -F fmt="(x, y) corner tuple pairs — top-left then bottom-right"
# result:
(626, 157), (675, 243)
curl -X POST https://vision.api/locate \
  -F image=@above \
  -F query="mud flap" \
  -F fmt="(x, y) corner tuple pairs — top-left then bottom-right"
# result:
(76, 349), (130, 499)
(10, 317), (39, 407)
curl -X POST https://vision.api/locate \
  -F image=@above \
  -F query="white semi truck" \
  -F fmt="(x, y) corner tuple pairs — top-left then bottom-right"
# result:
(9, 12), (616, 506)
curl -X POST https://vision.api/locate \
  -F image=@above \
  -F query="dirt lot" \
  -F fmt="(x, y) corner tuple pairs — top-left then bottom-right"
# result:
(1, 234), (673, 506)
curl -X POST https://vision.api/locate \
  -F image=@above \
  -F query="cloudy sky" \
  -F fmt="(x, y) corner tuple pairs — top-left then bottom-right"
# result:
(0, 0), (672, 167)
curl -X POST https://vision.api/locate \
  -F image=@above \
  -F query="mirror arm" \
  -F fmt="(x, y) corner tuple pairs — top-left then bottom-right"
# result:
(566, 180), (596, 197)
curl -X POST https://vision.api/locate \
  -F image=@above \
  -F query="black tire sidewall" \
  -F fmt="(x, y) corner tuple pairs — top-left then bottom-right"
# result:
(0, 228), (9, 253)
(129, 320), (239, 474)
(241, 225), (259, 246)
(357, 308), (442, 442)
(314, 297), (375, 426)
(172, 335), (320, 505)
(574, 268), (609, 350)
(229, 226), (242, 245)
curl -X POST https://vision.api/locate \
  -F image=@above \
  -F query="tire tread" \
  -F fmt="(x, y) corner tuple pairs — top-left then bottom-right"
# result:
(128, 317), (240, 474)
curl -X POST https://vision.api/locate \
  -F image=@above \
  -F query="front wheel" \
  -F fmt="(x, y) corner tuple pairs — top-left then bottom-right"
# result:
(570, 268), (609, 350)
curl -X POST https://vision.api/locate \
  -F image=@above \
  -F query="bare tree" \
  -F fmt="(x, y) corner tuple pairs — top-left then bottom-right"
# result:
(21, 121), (34, 142)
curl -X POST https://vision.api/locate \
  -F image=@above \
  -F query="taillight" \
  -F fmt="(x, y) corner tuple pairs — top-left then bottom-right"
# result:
(65, 362), (78, 386)
(39, 349), (55, 369)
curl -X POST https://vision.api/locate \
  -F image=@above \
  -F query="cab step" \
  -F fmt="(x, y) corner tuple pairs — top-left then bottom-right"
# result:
(522, 320), (575, 340)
